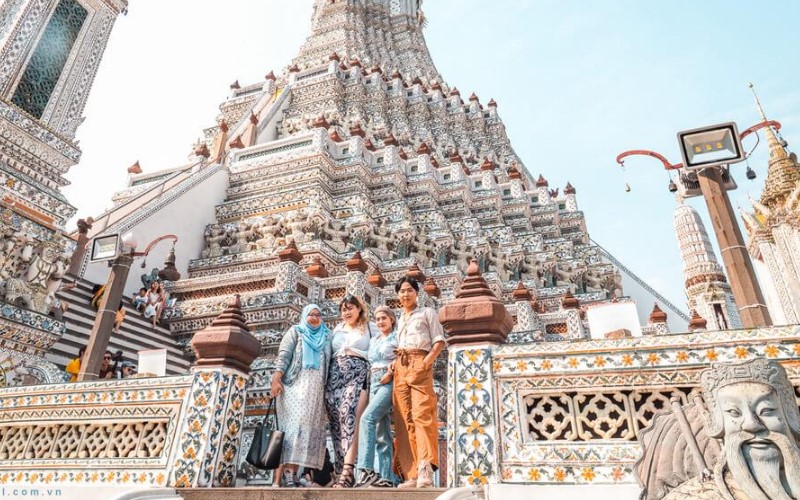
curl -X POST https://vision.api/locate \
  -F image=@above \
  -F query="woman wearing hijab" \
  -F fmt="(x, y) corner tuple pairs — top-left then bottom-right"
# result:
(325, 294), (373, 488)
(271, 304), (332, 487)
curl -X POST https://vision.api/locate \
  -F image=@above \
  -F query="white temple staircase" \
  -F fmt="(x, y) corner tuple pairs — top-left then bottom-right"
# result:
(46, 276), (192, 375)
(591, 238), (691, 323)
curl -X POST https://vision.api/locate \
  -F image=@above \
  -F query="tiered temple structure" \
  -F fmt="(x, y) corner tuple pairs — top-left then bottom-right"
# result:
(673, 197), (740, 330)
(69, 2), (687, 482)
(741, 91), (800, 325)
(2, 1), (800, 496)
(80, 0), (684, 351)
(0, 0), (127, 384)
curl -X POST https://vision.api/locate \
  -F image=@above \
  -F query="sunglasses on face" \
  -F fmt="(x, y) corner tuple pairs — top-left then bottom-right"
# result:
(103, 356), (112, 360)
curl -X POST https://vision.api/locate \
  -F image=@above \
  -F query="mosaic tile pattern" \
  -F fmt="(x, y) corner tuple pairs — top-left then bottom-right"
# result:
(447, 325), (800, 486)
(0, 366), (250, 488)
(448, 347), (501, 487)
(169, 370), (248, 488)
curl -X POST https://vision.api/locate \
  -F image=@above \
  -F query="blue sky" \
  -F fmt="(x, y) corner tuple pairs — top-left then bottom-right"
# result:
(68, 0), (800, 311)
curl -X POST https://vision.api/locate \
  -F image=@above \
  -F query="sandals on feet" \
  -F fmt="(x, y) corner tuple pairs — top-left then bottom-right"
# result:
(333, 464), (355, 488)
(282, 469), (297, 488)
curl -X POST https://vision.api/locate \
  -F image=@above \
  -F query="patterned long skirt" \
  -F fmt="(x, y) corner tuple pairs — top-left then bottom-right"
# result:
(325, 355), (370, 473)
(276, 368), (328, 469)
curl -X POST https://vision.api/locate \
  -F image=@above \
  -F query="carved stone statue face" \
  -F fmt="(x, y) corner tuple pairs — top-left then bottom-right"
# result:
(714, 380), (800, 500)
(718, 382), (789, 461)
(41, 244), (58, 263)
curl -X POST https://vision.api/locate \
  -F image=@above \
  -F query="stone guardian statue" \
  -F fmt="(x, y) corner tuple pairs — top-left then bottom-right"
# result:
(636, 358), (800, 500)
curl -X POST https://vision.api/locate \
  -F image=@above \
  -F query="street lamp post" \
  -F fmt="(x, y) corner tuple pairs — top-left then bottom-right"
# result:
(78, 233), (178, 381)
(696, 167), (771, 327)
(616, 120), (776, 329)
(78, 251), (134, 381)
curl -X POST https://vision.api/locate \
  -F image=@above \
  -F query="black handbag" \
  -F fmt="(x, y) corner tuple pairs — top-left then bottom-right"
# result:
(245, 398), (284, 470)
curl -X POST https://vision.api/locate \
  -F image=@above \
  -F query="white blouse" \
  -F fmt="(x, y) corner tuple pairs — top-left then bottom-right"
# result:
(331, 322), (374, 359)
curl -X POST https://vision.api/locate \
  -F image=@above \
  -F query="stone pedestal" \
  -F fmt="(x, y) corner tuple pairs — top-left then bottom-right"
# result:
(346, 252), (368, 297)
(439, 260), (512, 488)
(511, 283), (542, 335)
(172, 296), (261, 488)
(66, 217), (93, 276)
(275, 242), (302, 293)
(565, 309), (585, 339)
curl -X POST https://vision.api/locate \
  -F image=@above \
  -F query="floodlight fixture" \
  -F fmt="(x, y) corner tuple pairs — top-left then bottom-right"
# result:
(677, 122), (745, 171)
(89, 234), (120, 262)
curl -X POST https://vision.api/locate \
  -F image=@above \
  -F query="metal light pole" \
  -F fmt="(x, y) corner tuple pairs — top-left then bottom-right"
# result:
(78, 233), (178, 381)
(616, 120), (776, 329)
(78, 251), (134, 381)
(695, 168), (770, 327)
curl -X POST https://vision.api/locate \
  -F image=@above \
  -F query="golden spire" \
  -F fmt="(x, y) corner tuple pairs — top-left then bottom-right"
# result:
(749, 83), (800, 209)
(747, 194), (771, 220)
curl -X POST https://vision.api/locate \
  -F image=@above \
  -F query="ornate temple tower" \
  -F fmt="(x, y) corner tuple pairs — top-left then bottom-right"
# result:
(76, 0), (684, 393)
(0, 0), (127, 383)
(74, 0), (692, 349)
(149, 0), (629, 345)
(68, 0), (689, 482)
(674, 197), (741, 330)
(741, 89), (800, 325)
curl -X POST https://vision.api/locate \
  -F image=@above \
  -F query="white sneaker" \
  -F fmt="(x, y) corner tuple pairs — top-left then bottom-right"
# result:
(417, 461), (433, 488)
(397, 477), (418, 489)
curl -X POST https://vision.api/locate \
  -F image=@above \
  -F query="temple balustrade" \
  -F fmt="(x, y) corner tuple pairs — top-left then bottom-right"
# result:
(0, 370), (248, 489)
(446, 324), (800, 488)
(0, 296), (260, 490)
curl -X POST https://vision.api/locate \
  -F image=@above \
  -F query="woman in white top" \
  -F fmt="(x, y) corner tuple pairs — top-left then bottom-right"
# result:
(325, 294), (373, 488)
(143, 281), (165, 327)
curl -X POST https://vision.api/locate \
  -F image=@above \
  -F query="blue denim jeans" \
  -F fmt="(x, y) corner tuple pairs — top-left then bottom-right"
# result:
(357, 371), (398, 483)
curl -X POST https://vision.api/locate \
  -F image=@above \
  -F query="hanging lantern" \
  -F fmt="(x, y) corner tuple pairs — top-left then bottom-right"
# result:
(624, 183), (631, 193)
(746, 166), (756, 180)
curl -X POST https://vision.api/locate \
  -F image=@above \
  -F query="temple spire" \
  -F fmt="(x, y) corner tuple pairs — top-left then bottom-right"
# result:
(295, 0), (438, 81)
(749, 82), (769, 122)
(673, 198), (740, 330)
(749, 83), (786, 160)
(749, 83), (800, 209)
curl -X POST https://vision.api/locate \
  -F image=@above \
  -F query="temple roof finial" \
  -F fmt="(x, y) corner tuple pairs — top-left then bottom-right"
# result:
(749, 82), (769, 122)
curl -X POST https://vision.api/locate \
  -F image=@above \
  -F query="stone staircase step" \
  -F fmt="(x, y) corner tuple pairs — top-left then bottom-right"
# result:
(180, 488), (447, 500)
(46, 277), (192, 375)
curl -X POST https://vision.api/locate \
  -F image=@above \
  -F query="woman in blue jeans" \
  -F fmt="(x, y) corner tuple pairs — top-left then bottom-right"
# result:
(355, 305), (399, 488)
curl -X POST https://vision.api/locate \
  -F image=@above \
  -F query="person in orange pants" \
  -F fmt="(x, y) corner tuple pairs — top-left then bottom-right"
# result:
(391, 276), (446, 488)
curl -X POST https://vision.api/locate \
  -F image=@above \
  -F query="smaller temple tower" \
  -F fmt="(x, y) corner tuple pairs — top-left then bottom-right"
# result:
(741, 85), (800, 325)
(0, 0), (128, 385)
(674, 197), (741, 331)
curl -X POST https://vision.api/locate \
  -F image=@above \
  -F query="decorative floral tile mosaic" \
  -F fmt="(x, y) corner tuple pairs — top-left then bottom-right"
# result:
(447, 326), (800, 486)
(0, 368), (249, 488)
(449, 348), (500, 487)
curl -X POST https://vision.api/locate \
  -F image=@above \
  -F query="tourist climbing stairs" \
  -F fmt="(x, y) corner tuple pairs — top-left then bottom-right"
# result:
(47, 276), (192, 375)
